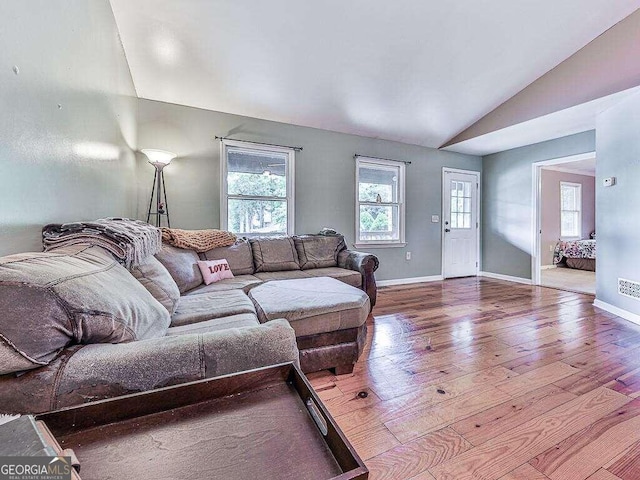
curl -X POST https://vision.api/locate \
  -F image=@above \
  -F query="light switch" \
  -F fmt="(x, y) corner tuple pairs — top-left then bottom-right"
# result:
(431, 215), (440, 223)
(603, 177), (616, 187)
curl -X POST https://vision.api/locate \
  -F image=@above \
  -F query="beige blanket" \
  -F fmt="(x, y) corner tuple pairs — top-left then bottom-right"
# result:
(161, 228), (237, 252)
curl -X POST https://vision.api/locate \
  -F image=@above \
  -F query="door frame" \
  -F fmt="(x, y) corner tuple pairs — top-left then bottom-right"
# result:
(441, 167), (481, 279)
(530, 151), (596, 286)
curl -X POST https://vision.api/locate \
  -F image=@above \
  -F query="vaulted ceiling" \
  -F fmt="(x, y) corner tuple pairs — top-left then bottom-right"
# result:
(110, 1), (640, 155)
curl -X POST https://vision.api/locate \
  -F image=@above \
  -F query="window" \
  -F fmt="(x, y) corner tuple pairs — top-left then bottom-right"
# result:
(449, 180), (473, 229)
(560, 182), (581, 239)
(356, 157), (405, 246)
(221, 140), (295, 236)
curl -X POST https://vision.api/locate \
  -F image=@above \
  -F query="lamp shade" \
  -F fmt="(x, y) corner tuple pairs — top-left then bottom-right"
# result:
(141, 149), (176, 166)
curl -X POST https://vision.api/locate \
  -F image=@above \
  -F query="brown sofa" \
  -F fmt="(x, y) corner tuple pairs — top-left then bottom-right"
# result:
(152, 234), (378, 374)
(173, 234), (379, 309)
(0, 234), (378, 414)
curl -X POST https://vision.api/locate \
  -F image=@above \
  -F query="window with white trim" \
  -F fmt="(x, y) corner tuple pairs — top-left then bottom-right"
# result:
(221, 140), (295, 236)
(356, 157), (405, 246)
(560, 182), (581, 239)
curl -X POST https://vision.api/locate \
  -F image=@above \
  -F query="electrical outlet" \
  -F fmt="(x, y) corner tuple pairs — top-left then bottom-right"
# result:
(405, 251), (411, 261)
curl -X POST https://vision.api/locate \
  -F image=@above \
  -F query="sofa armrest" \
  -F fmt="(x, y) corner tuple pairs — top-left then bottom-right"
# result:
(338, 249), (379, 308)
(0, 319), (299, 414)
(338, 249), (379, 275)
(200, 318), (299, 377)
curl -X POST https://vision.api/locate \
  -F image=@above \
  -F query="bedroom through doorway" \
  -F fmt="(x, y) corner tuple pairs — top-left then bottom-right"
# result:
(532, 153), (596, 295)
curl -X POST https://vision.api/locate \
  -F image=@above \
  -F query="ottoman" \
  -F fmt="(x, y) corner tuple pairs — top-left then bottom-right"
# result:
(249, 277), (370, 374)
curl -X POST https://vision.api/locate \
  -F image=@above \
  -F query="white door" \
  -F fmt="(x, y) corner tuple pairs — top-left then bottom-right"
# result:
(443, 169), (479, 278)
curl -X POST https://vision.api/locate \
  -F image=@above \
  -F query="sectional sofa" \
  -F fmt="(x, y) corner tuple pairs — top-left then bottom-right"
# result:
(0, 234), (378, 414)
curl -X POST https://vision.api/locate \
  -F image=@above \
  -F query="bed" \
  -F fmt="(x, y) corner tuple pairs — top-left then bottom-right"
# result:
(553, 239), (596, 271)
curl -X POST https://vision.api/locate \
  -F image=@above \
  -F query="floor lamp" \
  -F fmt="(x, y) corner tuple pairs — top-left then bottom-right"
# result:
(142, 149), (176, 227)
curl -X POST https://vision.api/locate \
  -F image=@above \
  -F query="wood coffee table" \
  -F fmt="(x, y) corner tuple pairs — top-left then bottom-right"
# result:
(35, 363), (368, 480)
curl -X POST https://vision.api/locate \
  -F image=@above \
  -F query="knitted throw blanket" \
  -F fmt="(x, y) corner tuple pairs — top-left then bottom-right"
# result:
(161, 228), (236, 253)
(42, 218), (162, 268)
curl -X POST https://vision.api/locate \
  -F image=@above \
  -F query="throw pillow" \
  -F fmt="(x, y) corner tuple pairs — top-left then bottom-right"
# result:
(197, 259), (235, 285)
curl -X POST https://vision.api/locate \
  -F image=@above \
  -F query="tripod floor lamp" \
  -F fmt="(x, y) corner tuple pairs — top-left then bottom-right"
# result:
(142, 149), (176, 227)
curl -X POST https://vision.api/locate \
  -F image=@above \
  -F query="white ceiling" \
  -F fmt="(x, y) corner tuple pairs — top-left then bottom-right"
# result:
(110, 1), (640, 152)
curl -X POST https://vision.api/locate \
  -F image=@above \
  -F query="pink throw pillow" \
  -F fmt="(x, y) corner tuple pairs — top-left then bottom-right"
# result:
(197, 259), (234, 285)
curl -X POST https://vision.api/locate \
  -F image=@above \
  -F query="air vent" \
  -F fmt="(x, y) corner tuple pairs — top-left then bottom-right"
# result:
(618, 278), (640, 300)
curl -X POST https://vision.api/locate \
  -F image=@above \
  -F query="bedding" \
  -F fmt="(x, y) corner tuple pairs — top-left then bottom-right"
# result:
(553, 239), (596, 271)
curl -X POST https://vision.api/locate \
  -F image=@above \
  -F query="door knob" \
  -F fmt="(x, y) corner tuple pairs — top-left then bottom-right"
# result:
(444, 228), (451, 233)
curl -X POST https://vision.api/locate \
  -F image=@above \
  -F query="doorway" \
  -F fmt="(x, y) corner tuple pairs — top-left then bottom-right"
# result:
(532, 152), (596, 294)
(442, 168), (480, 279)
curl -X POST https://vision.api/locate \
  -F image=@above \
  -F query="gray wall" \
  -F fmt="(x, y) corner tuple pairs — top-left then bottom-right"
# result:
(482, 131), (595, 279)
(136, 99), (481, 281)
(540, 169), (595, 265)
(0, 0), (137, 255)
(596, 91), (640, 314)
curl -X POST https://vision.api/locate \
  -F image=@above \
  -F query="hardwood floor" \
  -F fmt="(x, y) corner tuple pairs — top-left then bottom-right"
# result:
(308, 277), (640, 480)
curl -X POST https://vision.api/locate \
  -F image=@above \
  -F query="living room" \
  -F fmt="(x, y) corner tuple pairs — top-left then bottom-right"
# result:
(3, 1), (640, 479)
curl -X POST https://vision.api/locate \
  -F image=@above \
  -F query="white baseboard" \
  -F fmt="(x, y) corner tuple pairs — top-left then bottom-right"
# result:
(540, 265), (557, 270)
(377, 275), (444, 287)
(479, 271), (532, 285)
(593, 299), (640, 327)
(378, 272), (535, 287)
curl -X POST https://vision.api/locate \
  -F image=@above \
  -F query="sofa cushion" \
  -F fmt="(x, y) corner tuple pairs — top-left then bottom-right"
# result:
(249, 277), (369, 338)
(171, 290), (257, 327)
(185, 275), (262, 295)
(155, 244), (203, 293)
(0, 245), (171, 374)
(166, 313), (260, 335)
(294, 235), (345, 270)
(201, 239), (255, 275)
(250, 237), (300, 272)
(130, 255), (181, 315)
(303, 268), (362, 288)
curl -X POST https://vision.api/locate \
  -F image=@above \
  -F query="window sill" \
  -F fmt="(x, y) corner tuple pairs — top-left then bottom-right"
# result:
(353, 242), (407, 249)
